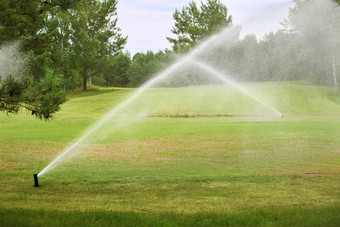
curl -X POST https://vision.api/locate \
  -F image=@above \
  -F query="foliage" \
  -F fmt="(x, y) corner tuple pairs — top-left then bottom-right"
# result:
(102, 52), (131, 87)
(0, 72), (66, 119)
(0, 1), (42, 44)
(167, 0), (232, 53)
(0, 1), (76, 119)
(42, 7), (79, 89)
(0, 0), (127, 119)
(219, 31), (305, 82)
(0, 0), (80, 81)
(69, 0), (127, 90)
(282, 0), (340, 92)
(128, 51), (173, 87)
(0, 0), (79, 44)
(190, 0), (340, 88)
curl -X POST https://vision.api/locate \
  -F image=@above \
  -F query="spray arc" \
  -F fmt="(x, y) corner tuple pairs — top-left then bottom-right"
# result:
(36, 25), (284, 179)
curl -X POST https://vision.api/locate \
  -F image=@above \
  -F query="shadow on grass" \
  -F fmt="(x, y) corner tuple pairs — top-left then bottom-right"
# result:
(67, 87), (131, 99)
(1, 205), (339, 226)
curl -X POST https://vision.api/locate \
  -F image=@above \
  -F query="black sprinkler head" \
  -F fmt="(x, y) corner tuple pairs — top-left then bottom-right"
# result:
(34, 174), (39, 187)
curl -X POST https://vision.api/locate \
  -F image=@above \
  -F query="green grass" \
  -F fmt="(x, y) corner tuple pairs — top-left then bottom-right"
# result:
(0, 82), (339, 226)
(1, 206), (339, 226)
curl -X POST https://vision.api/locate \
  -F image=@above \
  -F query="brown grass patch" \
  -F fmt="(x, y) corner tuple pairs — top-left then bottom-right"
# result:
(0, 140), (67, 173)
(79, 136), (241, 162)
(285, 162), (340, 177)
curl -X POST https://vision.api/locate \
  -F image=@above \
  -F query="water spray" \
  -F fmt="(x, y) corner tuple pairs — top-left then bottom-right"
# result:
(188, 59), (283, 118)
(37, 57), (187, 178)
(33, 174), (39, 187)
(36, 3), (287, 177)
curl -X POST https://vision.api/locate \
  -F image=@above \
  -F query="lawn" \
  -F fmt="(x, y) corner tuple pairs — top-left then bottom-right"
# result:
(0, 82), (339, 226)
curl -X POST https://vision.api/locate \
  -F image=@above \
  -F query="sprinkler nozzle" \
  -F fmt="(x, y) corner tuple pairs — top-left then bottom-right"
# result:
(33, 174), (39, 187)
(280, 113), (283, 118)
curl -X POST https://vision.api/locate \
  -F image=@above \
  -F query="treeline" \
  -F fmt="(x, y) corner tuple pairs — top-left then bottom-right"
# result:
(93, 0), (233, 88)
(215, 0), (340, 89)
(210, 29), (339, 87)
(92, 0), (340, 91)
(91, 50), (174, 88)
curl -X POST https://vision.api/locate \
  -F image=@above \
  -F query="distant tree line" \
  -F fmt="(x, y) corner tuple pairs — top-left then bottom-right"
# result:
(96, 0), (339, 92)
(92, 50), (174, 88)
(92, 0), (232, 88)
(218, 0), (340, 93)
(117, 0), (339, 93)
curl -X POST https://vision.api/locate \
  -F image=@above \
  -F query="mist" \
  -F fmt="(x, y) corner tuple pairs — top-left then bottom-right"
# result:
(208, 0), (340, 88)
(0, 41), (26, 80)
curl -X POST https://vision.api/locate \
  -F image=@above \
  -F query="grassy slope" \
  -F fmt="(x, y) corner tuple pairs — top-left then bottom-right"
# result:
(0, 83), (340, 226)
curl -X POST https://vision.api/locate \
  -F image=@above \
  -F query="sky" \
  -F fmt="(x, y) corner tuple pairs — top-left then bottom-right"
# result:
(116, 0), (293, 55)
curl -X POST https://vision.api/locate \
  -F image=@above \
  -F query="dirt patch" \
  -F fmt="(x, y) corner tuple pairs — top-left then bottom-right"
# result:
(149, 114), (261, 118)
(79, 136), (241, 161)
(285, 163), (340, 177)
(0, 140), (68, 173)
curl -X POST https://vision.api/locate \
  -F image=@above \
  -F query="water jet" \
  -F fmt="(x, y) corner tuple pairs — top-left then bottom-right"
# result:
(36, 5), (287, 177)
(188, 59), (283, 117)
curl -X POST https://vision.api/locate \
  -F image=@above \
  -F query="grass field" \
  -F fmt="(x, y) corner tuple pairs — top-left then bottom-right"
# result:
(1, 82), (340, 226)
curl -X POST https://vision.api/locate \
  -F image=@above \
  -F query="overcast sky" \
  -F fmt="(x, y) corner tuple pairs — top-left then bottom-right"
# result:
(116, 0), (293, 55)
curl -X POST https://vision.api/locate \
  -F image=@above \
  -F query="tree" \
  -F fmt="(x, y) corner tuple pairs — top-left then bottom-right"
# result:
(234, 34), (264, 82)
(167, 0), (232, 53)
(287, 0), (340, 91)
(0, 0), (81, 80)
(128, 51), (172, 87)
(41, 6), (78, 89)
(103, 52), (131, 87)
(128, 52), (158, 87)
(0, 0), (77, 119)
(0, 72), (66, 119)
(70, 0), (127, 90)
(0, 1), (43, 45)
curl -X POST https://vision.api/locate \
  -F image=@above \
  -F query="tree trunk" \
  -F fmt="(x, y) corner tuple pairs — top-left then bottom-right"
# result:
(332, 55), (338, 93)
(83, 65), (87, 91)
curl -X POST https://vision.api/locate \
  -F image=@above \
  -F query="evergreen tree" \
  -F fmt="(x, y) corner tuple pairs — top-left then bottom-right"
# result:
(0, 71), (66, 119)
(128, 51), (172, 87)
(288, 0), (340, 91)
(70, 0), (127, 90)
(103, 52), (131, 87)
(167, 0), (232, 53)
(0, 0), (78, 119)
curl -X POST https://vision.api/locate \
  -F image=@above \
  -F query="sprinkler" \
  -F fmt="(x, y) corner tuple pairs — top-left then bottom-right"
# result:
(280, 113), (283, 118)
(33, 174), (39, 187)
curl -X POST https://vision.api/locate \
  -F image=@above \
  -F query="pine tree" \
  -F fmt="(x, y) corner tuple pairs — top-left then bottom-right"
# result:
(70, 0), (127, 90)
(167, 0), (232, 53)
